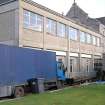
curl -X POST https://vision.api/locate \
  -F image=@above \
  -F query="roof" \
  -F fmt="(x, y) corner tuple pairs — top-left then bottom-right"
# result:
(66, 2), (101, 32)
(66, 3), (88, 23)
(97, 17), (105, 25)
(0, 0), (17, 6)
(66, 3), (88, 19)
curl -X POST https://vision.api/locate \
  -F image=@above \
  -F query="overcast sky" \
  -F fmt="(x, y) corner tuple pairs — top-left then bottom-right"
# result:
(33, 0), (105, 18)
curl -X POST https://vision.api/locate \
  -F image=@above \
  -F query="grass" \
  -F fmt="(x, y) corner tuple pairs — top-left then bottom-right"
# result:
(0, 84), (105, 105)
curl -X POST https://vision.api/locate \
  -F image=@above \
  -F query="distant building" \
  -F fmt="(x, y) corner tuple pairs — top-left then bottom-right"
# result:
(66, 2), (105, 52)
(66, 2), (105, 33)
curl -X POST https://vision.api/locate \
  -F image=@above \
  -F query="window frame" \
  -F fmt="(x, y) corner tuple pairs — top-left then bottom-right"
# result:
(46, 18), (57, 36)
(57, 22), (66, 38)
(92, 35), (97, 45)
(86, 33), (92, 44)
(96, 37), (101, 47)
(23, 9), (44, 32)
(68, 26), (78, 41)
(80, 31), (86, 43)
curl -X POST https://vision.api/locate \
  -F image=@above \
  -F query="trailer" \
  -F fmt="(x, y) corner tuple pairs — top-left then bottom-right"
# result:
(0, 44), (62, 97)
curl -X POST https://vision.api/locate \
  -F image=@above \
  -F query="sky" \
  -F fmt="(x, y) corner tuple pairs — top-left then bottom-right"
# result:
(33, 0), (105, 18)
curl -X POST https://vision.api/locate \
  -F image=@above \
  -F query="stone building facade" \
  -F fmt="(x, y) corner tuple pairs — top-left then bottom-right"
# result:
(0, 0), (104, 80)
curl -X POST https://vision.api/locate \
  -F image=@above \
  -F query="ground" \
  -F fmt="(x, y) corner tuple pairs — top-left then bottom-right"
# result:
(0, 84), (105, 105)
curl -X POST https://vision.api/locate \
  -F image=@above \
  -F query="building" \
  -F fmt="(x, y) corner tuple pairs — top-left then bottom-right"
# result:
(66, 2), (105, 52)
(0, 0), (104, 80)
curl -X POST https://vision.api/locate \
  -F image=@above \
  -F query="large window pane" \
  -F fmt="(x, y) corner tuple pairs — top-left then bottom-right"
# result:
(46, 18), (56, 35)
(23, 10), (43, 32)
(57, 23), (65, 37)
(36, 15), (43, 31)
(30, 12), (36, 28)
(86, 34), (91, 44)
(68, 27), (77, 40)
(80, 31), (86, 43)
(23, 10), (30, 28)
(92, 36), (96, 45)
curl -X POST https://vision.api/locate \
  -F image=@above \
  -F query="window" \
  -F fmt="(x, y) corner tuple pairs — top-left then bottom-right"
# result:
(68, 27), (78, 40)
(92, 36), (96, 45)
(46, 18), (56, 35)
(97, 37), (100, 47)
(23, 10), (43, 31)
(57, 22), (66, 37)
(86, 34), (91, 44)
(80, 31), (86, 43)
(24, 10), (30, 27)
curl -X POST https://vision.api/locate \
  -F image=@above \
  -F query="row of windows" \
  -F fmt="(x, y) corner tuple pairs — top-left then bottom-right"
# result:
(24, 10), (43, 31)
(80, 31), (100, 46)
(23, 10), (101, 47)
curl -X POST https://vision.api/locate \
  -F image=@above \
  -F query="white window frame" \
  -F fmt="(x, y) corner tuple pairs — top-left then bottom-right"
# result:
(68, 27), (78, 40)
(46, 18), (57, 35)
(86, 33), (92, 44)
(92, 35), (96, 45)
(23, 10), (43, 32)
(80, 31), (86, 43)
(97, 37), (100, 47)
(57, 22), (66, 37)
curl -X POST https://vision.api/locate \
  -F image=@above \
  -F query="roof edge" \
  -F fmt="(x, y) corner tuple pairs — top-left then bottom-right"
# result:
(21, 0), (101, 34)
(0, 0), (17, 6)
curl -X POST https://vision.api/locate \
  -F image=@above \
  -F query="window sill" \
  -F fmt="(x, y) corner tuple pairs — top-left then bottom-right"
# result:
(23, 27), (43, 33)
(70, 39), (78, 42)
(46, 32), (57, 36)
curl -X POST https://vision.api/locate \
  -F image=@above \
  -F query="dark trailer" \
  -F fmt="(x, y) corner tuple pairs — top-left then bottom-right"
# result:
(0, 44), (57, 97)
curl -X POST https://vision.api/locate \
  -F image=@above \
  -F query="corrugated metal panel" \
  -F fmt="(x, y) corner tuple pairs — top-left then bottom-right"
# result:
(0, 44), (57, 86)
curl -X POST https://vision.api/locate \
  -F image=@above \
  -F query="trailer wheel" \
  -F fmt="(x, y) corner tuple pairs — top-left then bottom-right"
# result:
(14, 87), (24, 98)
